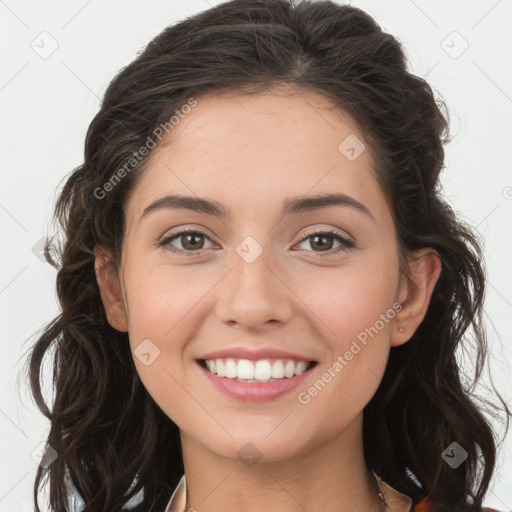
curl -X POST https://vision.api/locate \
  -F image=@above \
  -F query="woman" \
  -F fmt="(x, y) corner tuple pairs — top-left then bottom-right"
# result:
(24, 1), (509, 511)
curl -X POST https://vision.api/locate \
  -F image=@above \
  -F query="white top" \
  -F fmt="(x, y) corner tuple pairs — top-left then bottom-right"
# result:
(164, 472), (414, 512)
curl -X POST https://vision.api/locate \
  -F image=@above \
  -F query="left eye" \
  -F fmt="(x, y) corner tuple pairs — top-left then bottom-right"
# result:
(295, 229), (355, 255)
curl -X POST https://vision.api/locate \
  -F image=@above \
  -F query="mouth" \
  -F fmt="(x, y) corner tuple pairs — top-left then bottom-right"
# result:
(196, 357), (318, 383)
(196, 356), (319, 402)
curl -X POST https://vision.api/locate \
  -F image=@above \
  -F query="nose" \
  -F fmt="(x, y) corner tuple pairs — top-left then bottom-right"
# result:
(215, 246), (294, 332)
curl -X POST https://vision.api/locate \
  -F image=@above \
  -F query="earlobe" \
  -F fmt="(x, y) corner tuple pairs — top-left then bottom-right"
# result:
(94, 246), (129, 332)
(391, 248), (442, 347)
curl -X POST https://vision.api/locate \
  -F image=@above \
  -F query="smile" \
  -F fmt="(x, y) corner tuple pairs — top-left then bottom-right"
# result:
(199, 357), (316, 382)
(196, 358), (318, 402)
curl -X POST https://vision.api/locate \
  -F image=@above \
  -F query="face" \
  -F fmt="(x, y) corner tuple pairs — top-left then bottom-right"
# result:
(96, 86), (437, 464)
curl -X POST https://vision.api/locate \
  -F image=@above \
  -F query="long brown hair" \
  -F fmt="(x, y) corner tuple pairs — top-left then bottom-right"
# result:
(21, 1), (510, 511)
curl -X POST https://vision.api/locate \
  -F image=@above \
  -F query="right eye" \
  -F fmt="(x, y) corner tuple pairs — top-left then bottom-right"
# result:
(159, 229), (217, 255)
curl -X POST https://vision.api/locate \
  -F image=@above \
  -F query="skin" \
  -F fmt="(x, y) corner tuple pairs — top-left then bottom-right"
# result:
(95, 85), (441, 512)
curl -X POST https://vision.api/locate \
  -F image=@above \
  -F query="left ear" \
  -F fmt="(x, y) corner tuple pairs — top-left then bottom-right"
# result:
(391, 248), (442, 347)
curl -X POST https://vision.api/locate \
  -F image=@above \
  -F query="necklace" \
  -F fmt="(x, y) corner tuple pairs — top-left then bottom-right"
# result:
(372, 470), (389, 508)
(184, 470), (388, 510)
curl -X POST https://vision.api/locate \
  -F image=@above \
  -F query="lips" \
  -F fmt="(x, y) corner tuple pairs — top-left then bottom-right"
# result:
(198, 346), (316, 362)
(194, 346), (318, 401)
(197, 358), (318, 402)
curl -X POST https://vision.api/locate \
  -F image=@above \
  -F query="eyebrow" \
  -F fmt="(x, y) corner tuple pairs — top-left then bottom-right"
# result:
(140, 192), (375, 222)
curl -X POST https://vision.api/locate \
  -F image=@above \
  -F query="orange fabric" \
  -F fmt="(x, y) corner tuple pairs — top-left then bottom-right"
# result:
(411, 498), (501, 512)
(412, 497), (432, 511)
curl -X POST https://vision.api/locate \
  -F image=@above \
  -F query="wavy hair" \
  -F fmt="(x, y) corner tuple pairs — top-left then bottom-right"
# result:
(21, 1), (510, 511)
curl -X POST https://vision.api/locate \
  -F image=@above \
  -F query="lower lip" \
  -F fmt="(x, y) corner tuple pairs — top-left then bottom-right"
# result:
(197, 361), (316, 402)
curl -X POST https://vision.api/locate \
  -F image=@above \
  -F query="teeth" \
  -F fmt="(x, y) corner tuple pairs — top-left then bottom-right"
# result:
(203, 358), (312, 382)
(271, 360), (284, 379)
(225, 358), (237, 378)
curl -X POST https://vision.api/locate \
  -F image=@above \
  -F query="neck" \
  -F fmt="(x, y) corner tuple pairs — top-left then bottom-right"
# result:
(180, 414), (384, 512)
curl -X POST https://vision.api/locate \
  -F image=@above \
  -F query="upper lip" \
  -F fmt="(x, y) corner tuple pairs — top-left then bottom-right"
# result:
(198, 347), (316, 362)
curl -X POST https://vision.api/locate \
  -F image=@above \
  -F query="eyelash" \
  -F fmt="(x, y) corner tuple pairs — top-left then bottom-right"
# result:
(158, 227), (355, 257)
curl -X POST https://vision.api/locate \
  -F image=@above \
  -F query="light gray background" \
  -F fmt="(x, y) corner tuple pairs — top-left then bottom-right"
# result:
(1, 0), (511, 510)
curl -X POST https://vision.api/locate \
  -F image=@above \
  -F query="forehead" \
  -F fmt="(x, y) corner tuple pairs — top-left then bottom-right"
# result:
(125, 87), (391, 226)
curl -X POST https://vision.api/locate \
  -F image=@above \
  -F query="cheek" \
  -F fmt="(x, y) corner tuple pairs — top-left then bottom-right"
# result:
(125, 260), (213, 342)
(294, 280), (394, 435)
(123, 260), (219, 406)
(293, 257), (397, 404)
(122, 261), (205, 423)
(296, 255), (398, 343)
